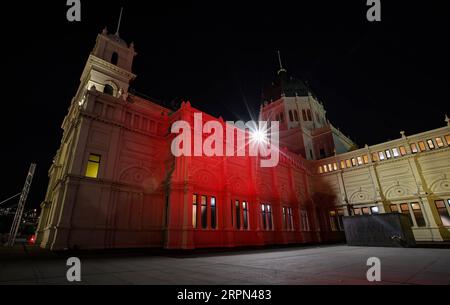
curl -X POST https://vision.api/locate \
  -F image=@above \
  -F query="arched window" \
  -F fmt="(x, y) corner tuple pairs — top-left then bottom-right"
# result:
(103, 84), (114, 96)
(294, 110), (299, 121)
(289, 110), (293, 122)
(111, 52), (119, 65)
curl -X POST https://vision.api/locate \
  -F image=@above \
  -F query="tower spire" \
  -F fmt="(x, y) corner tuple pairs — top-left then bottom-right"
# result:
(277, 50), (287, 74)
(115, 7), (124, 36)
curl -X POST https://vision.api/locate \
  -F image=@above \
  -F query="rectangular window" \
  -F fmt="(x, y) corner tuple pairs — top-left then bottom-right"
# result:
(435, 137), (444, 148)
(390, 204), (399, 213)
(235, 200), (241, 229)
(400, 203), (413, 226)
(370, 206), (379, 214)
(211, 197), (217, 229)
(288, 208), (294, 231)
(426, 139), (435, 150)
(85, 154), (101, 178)
(372, 153), (378, 162)
(192, 194), (198, 229)
(282, 207), (287, 230)
(261, 204), (267, 230)
(411, 202), (426, 227)
(329, 210), (338, 231)
(340, 160), (346, 169)
(300, 209), (310, 231)
(353, 208), (362, 216)
(445, 135), (450, 146)
(410, 143), (418, 154)
(346, 159), (352, 168)
(392, 148), (399, 158)
(267, 205), (273, 230)
(351, 158), (357, 166)
(418, 141), (426, 152)
(337, 208), (345, 231)
(385, 150), (392, 159)
(319, 167), (323, 174)
(378, 151), (385, 161)
(201, 196), (207, 229)
(435, 200), (450, 226)
(362, 207), (371, 215)
(363, 155), (369, 164)
(357, 156), (363, 165)
(242, 201), (249, 230)
(399, 146), (407, 156)
(323, 165), (328, 173)
(328, 164), (333, 172)
(333, 163), (338, 171)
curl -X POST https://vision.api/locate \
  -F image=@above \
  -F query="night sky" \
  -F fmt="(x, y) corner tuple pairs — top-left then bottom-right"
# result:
(1, 0), (449, 211)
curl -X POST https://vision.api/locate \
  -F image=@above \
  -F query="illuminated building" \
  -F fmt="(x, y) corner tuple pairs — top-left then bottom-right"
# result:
(36, 29), (450, 250)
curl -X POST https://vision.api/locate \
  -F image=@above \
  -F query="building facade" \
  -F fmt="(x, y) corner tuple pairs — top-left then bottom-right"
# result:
(36, 30), (450, 250)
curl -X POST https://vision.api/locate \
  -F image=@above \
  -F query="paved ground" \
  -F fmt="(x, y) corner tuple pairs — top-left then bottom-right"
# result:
(1, 244), (449, 285)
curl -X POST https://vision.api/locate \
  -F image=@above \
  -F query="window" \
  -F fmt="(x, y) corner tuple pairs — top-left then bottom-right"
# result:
(288, 207), (294, 231)
(426, 139), (435, 150)
(85, 154), (101, 178)
(400, 203), (413, 226)
(390, 204), (399, 213)
(410, 143), (418, 154)
(351, 158), (357, 166)
(242, 201), (249, 230)
(307, 109), (312, 121)
(103, 84), (114, 96)
(201, 196), (207, 229)
(300, 209), (310, 231)
(435, 137), (444, 148)
(378, 151), (385, 161)
(289, 110), (293, 122)
(370, 206), (379, 214)
(372, 153), (378, 162)
(192, 195), (198, 229)
(261, 204), (273, 230)
(211, 197), (217, 229)
(385, 150), (392, 159)
(294, 110), (299, 121)
(282, 207), (287, 229)
(337, 208), (345, 231)
(329, 210), (338, 231)
(302, 110), (307, 121)
(111, 52), (119, 65)
(399, 146), (407, 156)
(363, 155), (369, 164)
(445, 135), (450, 145)
(392, 148), (399, 158)
(333, 163), (338, 171)
(411, 203), (426, 227)
(235, 200), (241, 229)
(328, 164), (333, 172)
(357, 156), (363, 165)
(435, 200), (450, 226)
(353, 208), (362, 216)
(418, 141), (426, 152)
(340, 160), (346, 169)
(346, 159), (352, 168)
(318, 166), (323, 174)
(362, 207), (371, 215)
(323, 165), (328, 173)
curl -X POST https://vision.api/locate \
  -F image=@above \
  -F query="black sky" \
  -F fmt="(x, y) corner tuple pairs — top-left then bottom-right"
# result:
(1, 0), (449, 210)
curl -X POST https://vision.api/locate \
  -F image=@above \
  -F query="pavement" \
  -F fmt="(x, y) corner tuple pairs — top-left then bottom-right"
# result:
(1, 244), (450, 285)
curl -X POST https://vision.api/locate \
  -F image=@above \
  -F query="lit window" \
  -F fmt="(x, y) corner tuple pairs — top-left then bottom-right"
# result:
(445, 135), (450, 145)
(319, 167), (323, 174)
(351, 158), (357, 166)
(371, 206), (379, 214)
(201, 196), (207, 229)
(346, 159), (352, 168)
(411, 203), (426, 227)
(85, 154), (101, 178)
(372, 153), (378, 162)
(211, 197), (217, 229)
(435, 200), (450, 226)
(357, 156), (363, 165)
(399, 146), (407, 156)
(340, 160), (346, 169)
(426, 139), (435, 150)
(328, 164), (333, 172)
(363, 155), (369, 164)
(418, 141), (426, 152)
(323, 165), (328, 173)
(333, 163), (338, 171)
(385, 150), (392, 159)
(435, 137), (444, 148)
(392, 148), (399, 158)
(390, 204), (399, 213)
(192, 194), (198, 229)
(378, 151), (385, 161)
(400, 203), (413, 226)
(410, 143), (418, 154)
